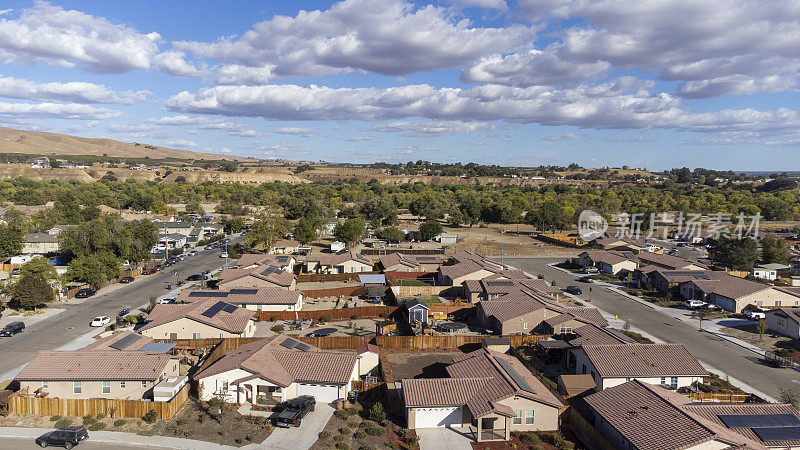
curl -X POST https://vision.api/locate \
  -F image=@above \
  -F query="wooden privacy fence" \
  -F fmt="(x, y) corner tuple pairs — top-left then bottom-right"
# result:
(156, 334), (554, 352)
(384, 271), (438, 281)
(297, 272), (380, 283)
(562, 406), (616, 450)
(254, 305), (398, 322)
(301, 286), (366, 298)
(8, 384), (189, 420)
(362, 248), (446, 256)
(686, 392), (748, 403)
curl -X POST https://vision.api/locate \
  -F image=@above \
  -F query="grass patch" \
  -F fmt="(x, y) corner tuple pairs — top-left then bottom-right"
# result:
(399, 279), (431, 286)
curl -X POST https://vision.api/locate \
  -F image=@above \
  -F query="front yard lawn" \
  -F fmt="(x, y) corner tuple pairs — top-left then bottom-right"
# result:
(400, 279), (431, 286)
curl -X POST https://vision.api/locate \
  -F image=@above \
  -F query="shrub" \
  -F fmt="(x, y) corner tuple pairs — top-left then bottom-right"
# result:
(319, 314), (333, 323)
(519, 433), (541, 446)
(354, 430), (366, 439)
(369, 403), (386, 423)
(319, 431), (331, 440)
(54, 419), (72, 428)
(336, 443), (350, 450)
(335, 409), (349, 420)
(269, 316), (277, 321)
(360, 446), (376, 450)
(334, 434), (345, 442)
(50, 415), (62, 421)
(88, 422), (106, 431)
(113, 419), (127, 427)
(339, 427), (352, 435)
(346, 407), (360, 416)
(82, 415), (96, 425)
(142, 409), (158, 424)
(539, 432), (573, 450)
(348, 421), (360, 428)
(365, 427), (384, 436)
(270, 324), (284, 333)
(351, 315), (359, 320)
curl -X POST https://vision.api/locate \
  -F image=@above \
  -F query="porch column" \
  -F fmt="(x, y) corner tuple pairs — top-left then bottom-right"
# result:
(477, 417), (483, 442)
(504, 417), (510, 441)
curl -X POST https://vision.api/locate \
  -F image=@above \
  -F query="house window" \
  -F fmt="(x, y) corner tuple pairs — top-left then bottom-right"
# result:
(525, 410), (535, 425)
(513, 410), (523, 425)
(660, 377), (666, 385)
(221, 381), (229, 392)
(670, 377), (678, 388)
(42, 381), (48, 389)
(141, 381), (147, 389)
(778, 317), (786, 326)
(192, 333), (201, 339)
(625, 378), (631, 382)
(220, 333), (224, 338)
(559, 327), (572, 334)
(120, 381), (126, 389)
(257, 305), (263, 311)
(173, 363), (177, 372)
(73, 381), (82, 394)
(102, 381), (110, 394)
(776, 301), (782, 307)
(523, 323), (528, 330)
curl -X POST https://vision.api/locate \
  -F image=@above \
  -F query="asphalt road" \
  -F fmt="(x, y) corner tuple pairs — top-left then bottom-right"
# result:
(2, 436), (155, 450)
(0, 240), (238, 377)
(506, 257), (800, 400)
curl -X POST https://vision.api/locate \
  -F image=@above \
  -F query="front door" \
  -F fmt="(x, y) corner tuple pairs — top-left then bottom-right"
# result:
(169, 333), (177, 339)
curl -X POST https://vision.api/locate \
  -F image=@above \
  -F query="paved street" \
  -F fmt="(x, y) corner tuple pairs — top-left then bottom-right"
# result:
(1, 436), (156, 450)
(506, 257), (800, 400)
(0, 240), (238, 378)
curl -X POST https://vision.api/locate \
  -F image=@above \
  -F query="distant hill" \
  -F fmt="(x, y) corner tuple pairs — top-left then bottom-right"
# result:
(0, 127), (246, 161)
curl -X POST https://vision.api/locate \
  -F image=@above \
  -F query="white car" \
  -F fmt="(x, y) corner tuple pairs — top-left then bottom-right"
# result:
(744, 308), (767, 320)
(90, 316), (110, 327)
(158, 297), (176, 304)
(220, 251), (228, 258)
(684, 300), (707, 310)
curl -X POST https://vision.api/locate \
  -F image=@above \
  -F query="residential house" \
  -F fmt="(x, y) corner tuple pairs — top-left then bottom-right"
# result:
(195, 335), (359, 404)
(582, 380), (762, 450)
(644, 269), (711, 293)
(16, 350), (179, 400)
(377, 253), (440, 272)
(463, 278), (562, 303)
(753, 263), (791, 281)
(271, 239), (300, 255)
(578, 251), (638, 275)
(217, 265), (297, 290)
(138, 299), (256, 339)
(235, 254), (295, 272)
(635, 251), (706, 271)
(157, 221), (194, 237)
(437, 261), (497, 286)
(680, 272), (800, 312)
(401, 349), (562, 442)
(21, 233), (60, 255)
(764, 307), (800, 339)
(304, 251), (373, 274)
(45, 225), (69, 236)
(175, 287), (303, 312)
(591, 234), (645, 252)
(476, 290), (604, 335)
(570, 343), (707, 391)
(157, 233), (187, 250)
(355, 343), (380, 376)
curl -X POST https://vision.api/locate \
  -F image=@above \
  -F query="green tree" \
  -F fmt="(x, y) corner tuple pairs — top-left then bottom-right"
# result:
(456, 192), (483, 227)
(761, 235), (790, 265)
(359, 197), (397, 228)
(528, 200), (571, 232)
(334, 218), (366, 246)
(757, 318), (768, 342)
(185, 202), (204, 215)
(244, 209), (289, 250)
(417, 220), (443, 242)
(13, 274), (54, 310)
(293, 217), (320, 245)
(376, 226), (405, 242)
(222, 217), (246, 234)
(65, 252), (121, 288)
(0, 224), (23, 258)
(20, 257), (58, 282)
(708, 236), (758, 270)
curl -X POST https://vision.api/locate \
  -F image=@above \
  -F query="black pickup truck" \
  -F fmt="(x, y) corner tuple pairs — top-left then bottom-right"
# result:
(275, 395), (316, 428)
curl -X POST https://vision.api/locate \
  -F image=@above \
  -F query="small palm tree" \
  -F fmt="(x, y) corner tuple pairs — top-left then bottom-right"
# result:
(756, 318), (768, 341)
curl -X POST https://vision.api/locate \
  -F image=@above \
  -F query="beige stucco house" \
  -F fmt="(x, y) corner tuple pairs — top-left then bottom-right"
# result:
(217, 265), (297, 291)
(21, 233), (60, 255)
(765, 307), (800, 339)
(138, 299), (256, 339)
(305, 251), (374, 274)
(176, 287), (303, 312)
(680, 272), (800, 312)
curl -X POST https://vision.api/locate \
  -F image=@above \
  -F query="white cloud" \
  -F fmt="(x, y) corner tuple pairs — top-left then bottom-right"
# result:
(274, 127), (314, 137)
(165, 80), (800, 137)
(676, 74), (799, 99)
(165, 139), (198, 148)
(0, 9), (12, 15)
(542, 132), (582, 141)
(175, 0), (532, 77)
(370, 120), (492, 136)
(147, 115), (266, 138)
(216, 64), (276, 85)
(0, 75), (149, 104)
(448, 0), (508, 11)
(346, 136), (376, 141)
(0, 101), (121, 119)
(153, 51), (207, 77)
(0, 2), (160, 73)
(219, 147), (232, 153)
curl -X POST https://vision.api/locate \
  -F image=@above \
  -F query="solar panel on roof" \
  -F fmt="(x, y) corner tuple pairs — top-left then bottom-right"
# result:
(229, 289), (258, 295)
(189, 291), (228, 297)
(719, 414), (800, 429)
(493, 356), (536, 394)
(296, 343), (312, 352)
(109, 334), (140, 350)
(201, 301), (227, 318)
(221, 303), (238, 313)
(752, 426), (800, 442)
(261, 267), (282, 276)
(280, 339), (299, 349)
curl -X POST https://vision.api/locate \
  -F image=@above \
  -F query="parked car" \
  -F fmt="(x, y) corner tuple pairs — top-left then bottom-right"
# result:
(276, 396), (316, 428)
(35, 425), (88, 449)
(158, 297), (176, 304)
(183, 243), (192, 249)
(0, 321), (25, 337)
(744, 308), (767, 320)
(90, 316), (110, 327)
(186, 274), (206, 281)
(142, 268), (156, 275)
(178, 255), (187, 261)
(684, 299), (707, 310)
(118, 306), (131, 317)
(577, 276), (594, 283)
(119, 276), (135, 283)
(10, 267), (20, 275)
(700, 303), (721, 311)
(188, 250), (198, 256)
(565, 285), (582, 295)
(75, 288), (96, 298)
(204, 245), (214, 250)
(220, 251), (228, 258)
(581, 266), (599, 274)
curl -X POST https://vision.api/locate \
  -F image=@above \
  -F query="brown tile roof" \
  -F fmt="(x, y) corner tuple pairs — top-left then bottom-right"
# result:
(543, 313), (575, 327)
(563, 307), (608, 327)
(176, 287), (302, 305)
(686, 273), (770, 300)
(478, 290), (563, 323)
(139, 299), (255, 334)
(568, 323), (634, 346)
(218, 265), (296, 287)
(462, 279), (482, 293)
(196, 335), (356, 386)
(584, 380), (758, 450)
(356, 343), (379, 354)
(558, 374), (596, 396)
(684, 402), (800, 447)
(402, 378), (492, 407)
(16, 350), (172, 381)
(378, 253), (419, 270)
(636, 251), (706, 270)
(307, 251), (373, 268)
(581, 250), (634, 266)
(439, 261), (493, 281)
(765, 307), (800, 325)
(83, 331), (152, 351)
(580, 343), (707, 378)
(236, 253), (272, 268)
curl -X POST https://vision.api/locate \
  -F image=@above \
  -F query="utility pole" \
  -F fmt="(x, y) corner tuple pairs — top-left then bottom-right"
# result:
(225, 232), (229, 268)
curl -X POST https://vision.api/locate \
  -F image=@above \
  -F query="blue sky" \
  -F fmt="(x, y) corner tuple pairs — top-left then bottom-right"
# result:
(0, 0), (799, 170)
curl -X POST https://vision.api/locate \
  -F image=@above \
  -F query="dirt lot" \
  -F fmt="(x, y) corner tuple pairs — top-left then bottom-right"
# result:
(445, 225), (580, 258)
(310, 403), (418, 450)
(284, 318), (380, 337)
(722, 323), (800, 353)
(384, 352), (462, 380)
(155, 398), (272, 446)
(0, 413), (151, 434)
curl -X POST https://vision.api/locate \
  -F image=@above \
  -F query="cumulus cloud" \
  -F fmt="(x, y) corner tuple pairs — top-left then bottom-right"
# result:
(165, 80), (800, 137)
(542, 132), (582, 141)
(215, 64), (276, 85)
(274, 127), (314, 137)
(153, 51), (207, 77)
(346, 136), (376, 142)
(0, 75), (149, 104)
(0, 101), (121, 120)
(165, 139), (198, 148)
(370, 120), (492, 136)
(175, 0), (532, 77)
(147, 115), (266, 138)
(0, 2), (160, 73)
(448, 0), (508, 11)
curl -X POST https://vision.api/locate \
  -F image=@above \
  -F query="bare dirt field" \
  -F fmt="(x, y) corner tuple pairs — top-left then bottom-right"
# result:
(384, 352), (462, 379)
(722, 324), (800, 353)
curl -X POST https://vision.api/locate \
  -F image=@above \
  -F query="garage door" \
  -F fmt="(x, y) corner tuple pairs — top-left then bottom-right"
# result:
(297, 383), (340, 403)
(414, 407), (463, 428)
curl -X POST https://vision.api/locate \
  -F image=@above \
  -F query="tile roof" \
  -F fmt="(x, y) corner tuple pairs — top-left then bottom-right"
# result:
(765, 307), (800, 324)
(176, 287), (302, 305)
(16, 350), (172, 381)
(584, 380), (758, 450)
(218, 265), (296, 287)
(402, 378), (492, 407)
(196, 335), (356, 386)
(686, 272), (770, 300)
(439, 261), (493, 281)
(356, 343), (380, 354)
(580, 344), (707, 378)
(83, 331), (153, 351)
(23, 232), (60, 243)
(139, 299), (255, 334)
(462, 279), (482, 293)
(580, 250), (634, 266)
(684, 402), (800, 447)
(568, 323), (634, 346)
(636, 251), (706, 270)
(478, 290), (562, 323)
(563, 307), (608, 327)
(378, 253), (419, 270)
(306, 251), (373, 267)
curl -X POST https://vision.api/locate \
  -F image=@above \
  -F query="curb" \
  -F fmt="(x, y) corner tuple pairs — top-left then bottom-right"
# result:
(0, 427), (235, 449)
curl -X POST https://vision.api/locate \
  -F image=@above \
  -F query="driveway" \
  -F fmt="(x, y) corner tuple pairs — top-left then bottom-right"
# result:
(418, 427), (474, 450)
(258, 403), (335, 450)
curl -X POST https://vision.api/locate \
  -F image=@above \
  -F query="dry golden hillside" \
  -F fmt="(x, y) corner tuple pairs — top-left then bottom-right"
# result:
(0, 127), (246, 161)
